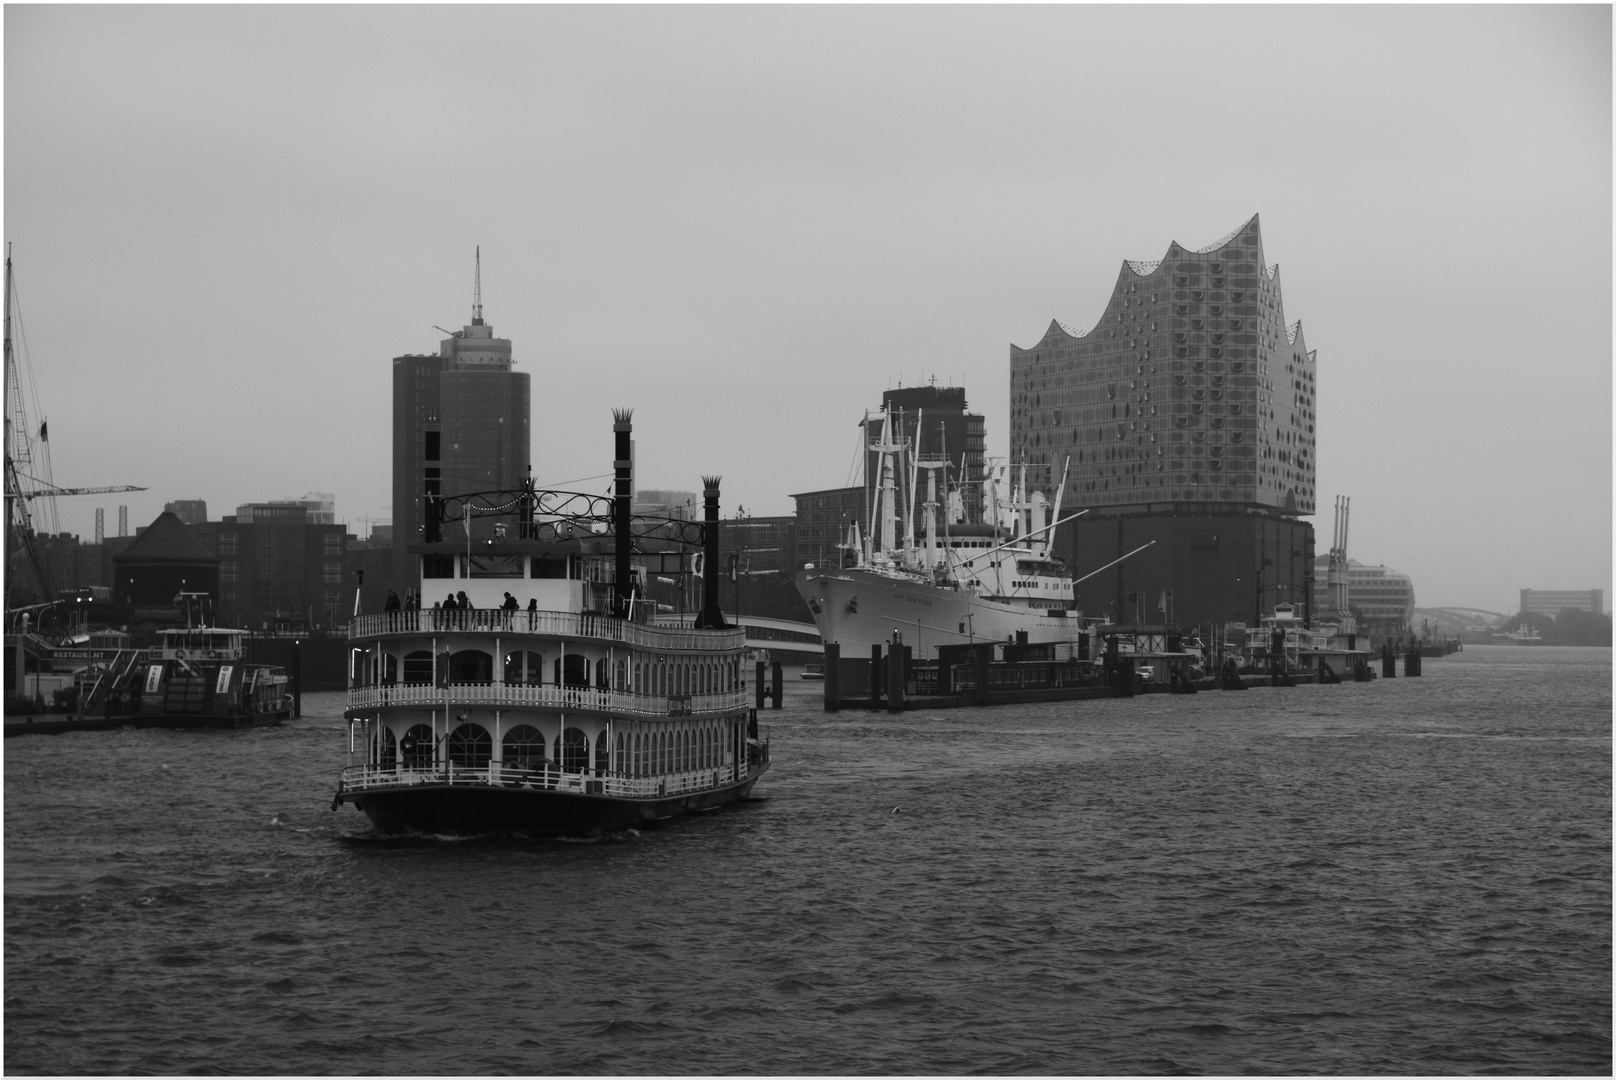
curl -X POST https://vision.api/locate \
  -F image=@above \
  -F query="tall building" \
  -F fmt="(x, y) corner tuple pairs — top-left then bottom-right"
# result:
(875, 385), (986, 522)
(1010, 215), (1317, 628)
(392, 253), (532, 588)
(1519, 589), (1604, 616)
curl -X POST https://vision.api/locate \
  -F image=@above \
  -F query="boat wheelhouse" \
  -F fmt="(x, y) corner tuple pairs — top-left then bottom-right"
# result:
(332, 410), (769, 836)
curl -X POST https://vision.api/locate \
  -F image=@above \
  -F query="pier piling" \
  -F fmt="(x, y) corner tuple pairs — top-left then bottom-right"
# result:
(887, 644), (905, 713)
(823, 643), (840, 711)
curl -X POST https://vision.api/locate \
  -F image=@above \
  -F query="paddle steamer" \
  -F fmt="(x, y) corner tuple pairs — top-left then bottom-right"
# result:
(332, 411), (769, 836)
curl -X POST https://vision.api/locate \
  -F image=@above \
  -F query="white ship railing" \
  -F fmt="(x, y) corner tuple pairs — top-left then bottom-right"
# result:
(348, 610), (745, 653)
(346, 682), (747, 716)
(337, 749), (769, 800)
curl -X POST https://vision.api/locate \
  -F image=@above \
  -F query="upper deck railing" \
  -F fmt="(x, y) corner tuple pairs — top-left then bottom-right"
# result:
(348, 609), (746, 653)
(347, 682), (747, 717)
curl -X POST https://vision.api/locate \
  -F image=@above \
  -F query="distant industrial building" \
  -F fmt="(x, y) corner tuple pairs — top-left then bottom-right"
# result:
(391, 253), (531, 589)
(1310, 557), (1416, 637)
(163, 499), (208, 526)
(634, 490), (699, 521)
(790, 485), (865, 570)
(192, 502), (348, 631)
(112, 512), (220, 625)
(236, 493), (334, 525)
(1009, 214), (1317, 628)
(722, 515), (797, 577)
(1519, 589), (1604, 616)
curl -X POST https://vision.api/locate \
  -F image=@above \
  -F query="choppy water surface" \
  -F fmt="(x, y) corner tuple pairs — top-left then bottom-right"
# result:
(6, 646), (1610, 1075)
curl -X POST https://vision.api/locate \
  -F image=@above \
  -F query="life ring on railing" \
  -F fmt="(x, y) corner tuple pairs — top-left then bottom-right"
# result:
(175, 649), (188, 660)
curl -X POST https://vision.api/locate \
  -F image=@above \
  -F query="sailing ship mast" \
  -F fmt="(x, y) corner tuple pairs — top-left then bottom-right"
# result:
(4, 246), (146, 618)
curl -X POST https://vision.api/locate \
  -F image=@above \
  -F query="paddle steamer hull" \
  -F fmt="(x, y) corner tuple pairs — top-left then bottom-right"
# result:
(340, 767), (767, 837)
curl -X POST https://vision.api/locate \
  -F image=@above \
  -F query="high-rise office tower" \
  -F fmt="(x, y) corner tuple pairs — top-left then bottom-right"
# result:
(1009, 215), (1316, 627)
(876, 384), (986, 523)
(392, 251), (532, 588)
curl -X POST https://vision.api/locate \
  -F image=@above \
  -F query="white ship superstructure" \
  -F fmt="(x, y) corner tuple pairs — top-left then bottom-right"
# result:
(796, 403), (1152, 660)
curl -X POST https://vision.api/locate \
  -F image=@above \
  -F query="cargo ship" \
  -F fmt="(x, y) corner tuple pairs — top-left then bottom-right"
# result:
(795, 405), (1149, 661)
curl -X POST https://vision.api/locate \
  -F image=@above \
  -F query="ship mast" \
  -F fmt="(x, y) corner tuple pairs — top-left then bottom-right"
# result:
(3, 247), (146, 618)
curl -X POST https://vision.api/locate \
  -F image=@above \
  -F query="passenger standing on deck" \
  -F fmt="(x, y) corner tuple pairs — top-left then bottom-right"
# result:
(527, 597), (538, 631)
(384, 590), (400, 613)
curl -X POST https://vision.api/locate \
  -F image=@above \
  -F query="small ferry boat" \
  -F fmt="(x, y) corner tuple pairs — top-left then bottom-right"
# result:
(331, 410), (769, 837)
(800, 663), (825, 681)
(73, 617), (293, 729)
(1223, 603), (1370, 680)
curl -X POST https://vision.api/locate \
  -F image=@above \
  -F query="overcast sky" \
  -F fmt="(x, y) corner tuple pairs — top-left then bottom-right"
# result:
(5, 5), (1610, 614)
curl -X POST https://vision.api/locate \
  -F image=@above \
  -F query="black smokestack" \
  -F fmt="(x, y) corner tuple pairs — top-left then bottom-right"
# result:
(613, 408), (633, 619)
(694, 475), (726, 629)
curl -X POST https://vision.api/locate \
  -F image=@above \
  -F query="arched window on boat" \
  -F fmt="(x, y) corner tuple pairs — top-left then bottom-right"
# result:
(616, 731), (625, 775)
(556, 727), (588, 773)
(377, 726), (397, 769)
(400, 724), (435, 769)
(372, 652), (399, 685)
(504, 650), (543, 686)
(403, 651), (434, 685)
(595, 730), (609, 775)
(595, 657), (608, 690)
(448, 650), (493, 684)
(448, 723), (492, 768)
(502, 724), (546, 774)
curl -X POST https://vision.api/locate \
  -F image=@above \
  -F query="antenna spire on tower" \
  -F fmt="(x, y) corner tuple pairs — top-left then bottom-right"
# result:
(472, 245), (484, 326)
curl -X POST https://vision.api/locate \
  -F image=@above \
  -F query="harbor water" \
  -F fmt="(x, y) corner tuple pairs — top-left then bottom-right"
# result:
(5, 645), (1610, 1075)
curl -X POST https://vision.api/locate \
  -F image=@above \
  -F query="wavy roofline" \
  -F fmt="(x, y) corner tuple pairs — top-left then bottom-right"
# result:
(1122, 213), (1261, 278)
(1024, 215), (1283, 349)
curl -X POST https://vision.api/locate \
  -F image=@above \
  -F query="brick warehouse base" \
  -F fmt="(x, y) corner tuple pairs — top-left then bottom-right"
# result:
(1066, 507), (1315, 631)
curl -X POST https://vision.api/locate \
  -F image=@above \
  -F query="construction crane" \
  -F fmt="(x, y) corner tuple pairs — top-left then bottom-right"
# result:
(4, 246), (145, 615)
